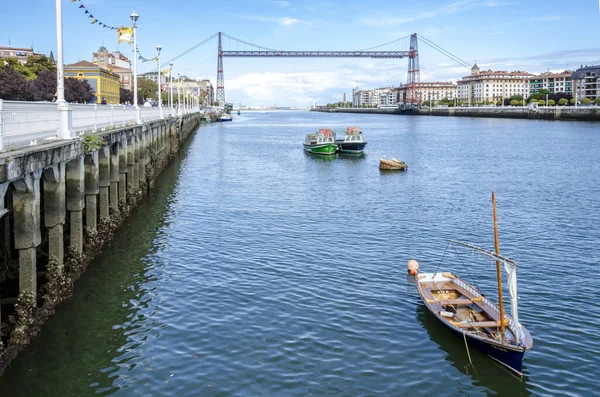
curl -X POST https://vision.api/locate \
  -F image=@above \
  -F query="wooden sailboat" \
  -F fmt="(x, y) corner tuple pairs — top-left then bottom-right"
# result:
(416, 192), (533, 376)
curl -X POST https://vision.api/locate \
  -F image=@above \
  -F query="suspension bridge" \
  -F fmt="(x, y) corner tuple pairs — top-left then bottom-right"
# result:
(151, 32), (472, 105)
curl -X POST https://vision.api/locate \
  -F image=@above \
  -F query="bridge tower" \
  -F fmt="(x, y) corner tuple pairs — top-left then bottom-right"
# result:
(216, 32), (225, 105)
(406, 33), (420, 104)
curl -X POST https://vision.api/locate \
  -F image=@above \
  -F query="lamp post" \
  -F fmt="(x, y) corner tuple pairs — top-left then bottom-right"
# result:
(156, 45), (162, 118)
(55, 0), (73, 139)
(177, 72), (181, 115)
(169, 62), (173, 111)
(131, 11), (140, 123)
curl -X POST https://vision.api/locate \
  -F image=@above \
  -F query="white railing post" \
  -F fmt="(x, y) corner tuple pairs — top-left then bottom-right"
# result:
(110, 104), (114, 127)
(0, 99), (4, 151)
(94, 103), (98, 131)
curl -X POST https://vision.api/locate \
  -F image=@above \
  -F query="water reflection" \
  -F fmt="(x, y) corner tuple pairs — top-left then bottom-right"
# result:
(415, 304), (532, 396)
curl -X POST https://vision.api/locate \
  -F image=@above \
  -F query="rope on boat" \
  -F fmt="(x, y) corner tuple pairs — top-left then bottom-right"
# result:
(463, 331), (474, 368)
(450, 243), (479, 290)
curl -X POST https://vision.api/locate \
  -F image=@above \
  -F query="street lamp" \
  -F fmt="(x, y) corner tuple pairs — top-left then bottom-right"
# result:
(130, 11), (140, 123)
(177, 72), (181, 115)
(156, 45), (162, 118)
(169, 62), (173, 110)
(55, 0), (73, 139)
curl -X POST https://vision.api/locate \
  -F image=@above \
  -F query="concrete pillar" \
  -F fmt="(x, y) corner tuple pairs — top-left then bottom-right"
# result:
(133, 135), (140, 191)
(13, 170), (42, 297)
(66, 156), (85, 254)
(0, 182), (9, 254)
(118, 139), (128, 203)
(138, 131), (147, 189)
(42, 163), (66, 270)
(84, 152), (99, 233)
(98, 147), (110, 221)
(127, 136), (135, 196)
(109, 142), (119, 210)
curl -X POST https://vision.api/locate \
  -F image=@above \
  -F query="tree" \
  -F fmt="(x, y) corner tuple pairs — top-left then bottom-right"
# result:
(509, 99), (519, 106)
(570, 98), (576, 105)
(558, 98), (568, 106)
(25, 55), (56, 77)
(33, 69), (57, 101)
(548, 99), (556, 106)
(538, 99), (545, 106)
(64, 78), (95, 103)
(582, 98), (591, 105)
(138, 78), (157, 102)
(595, 98), (600, 105)
(0, 65), (34, 100)
(120, 87), (133, 104)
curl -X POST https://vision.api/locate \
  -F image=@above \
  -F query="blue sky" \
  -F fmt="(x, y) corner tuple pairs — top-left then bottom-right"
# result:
(1, 0), (599, 106)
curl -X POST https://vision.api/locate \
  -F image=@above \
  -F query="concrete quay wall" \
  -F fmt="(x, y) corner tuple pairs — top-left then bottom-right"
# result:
(311, 107), (600, 121)
(0, 113), (201, 373)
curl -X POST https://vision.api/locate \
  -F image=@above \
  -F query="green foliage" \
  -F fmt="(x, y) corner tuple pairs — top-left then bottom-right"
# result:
(509, 99), (519, 106)
(582, 98), (591, 105)
(595, 98), (600, 105)
(82, 133), (104, 154)
(558, 98), (568, 106)
(138, 78), (158, 102)
(570, 98), (576, 105)
(538, 99), (545, 105)
(548, 99), (556, 106)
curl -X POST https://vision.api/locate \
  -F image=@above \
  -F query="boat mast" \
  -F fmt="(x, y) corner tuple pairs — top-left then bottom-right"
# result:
(492, 192), (506, 337)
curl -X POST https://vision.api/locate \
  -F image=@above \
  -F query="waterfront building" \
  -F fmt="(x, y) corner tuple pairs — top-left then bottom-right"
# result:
(528, 71), (572, 95)
(137, 71), (168, 86)
(0, 46), (53, 65)
(399, 82), (457, 104)
(572, 65), (600, 101)
(92, 46), (132, 90)
(65, 60), (120, 104)
(352, 87), (398, 107)
(457, 64), (534, 104)
(199, 79), (215, 106)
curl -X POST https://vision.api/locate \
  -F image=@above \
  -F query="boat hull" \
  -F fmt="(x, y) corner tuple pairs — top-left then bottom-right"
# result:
(303, 144), (337, 155)
(437, 311), (527, 375)
(379, 159), (407, 171)
(337, 141), (367, 154)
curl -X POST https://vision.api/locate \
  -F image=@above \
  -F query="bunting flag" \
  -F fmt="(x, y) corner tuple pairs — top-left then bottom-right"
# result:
(136, 46), (158, 63)
(72, 0), (120, 30)
(117, 27), (133, 44)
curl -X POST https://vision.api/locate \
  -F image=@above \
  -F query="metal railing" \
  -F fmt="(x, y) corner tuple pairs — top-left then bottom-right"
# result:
(0, 100), (196, 151)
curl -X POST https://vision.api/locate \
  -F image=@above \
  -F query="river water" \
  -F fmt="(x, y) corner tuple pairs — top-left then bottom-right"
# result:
(0, 111), (599, 396)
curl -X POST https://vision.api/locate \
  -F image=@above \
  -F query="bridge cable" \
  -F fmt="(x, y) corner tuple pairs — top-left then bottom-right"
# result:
(359, 35), (411, 51)
(418, 34), (472, 69)
(144, 32), (220, 73)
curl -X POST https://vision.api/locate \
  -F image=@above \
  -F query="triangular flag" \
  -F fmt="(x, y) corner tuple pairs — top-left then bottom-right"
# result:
(79, 5), (85, 8)
(71, 0), (78, 2)
(91, 19), (98, 24)
(85, 10), (89, 13)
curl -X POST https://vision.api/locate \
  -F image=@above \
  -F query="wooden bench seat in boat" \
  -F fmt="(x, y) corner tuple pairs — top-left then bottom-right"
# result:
(452, 319), (509, 328)
(426, 296), (483, 306)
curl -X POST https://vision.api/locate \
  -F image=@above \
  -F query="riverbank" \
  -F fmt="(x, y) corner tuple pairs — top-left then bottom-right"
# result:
(0, 113), (202, 374)
(311, 106), (600, 121)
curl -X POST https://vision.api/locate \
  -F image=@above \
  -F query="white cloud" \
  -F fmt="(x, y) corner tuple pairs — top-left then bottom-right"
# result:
(270, 0), (290, 7)
(236, 14), (304, 26)
(361, 0), (513, 26)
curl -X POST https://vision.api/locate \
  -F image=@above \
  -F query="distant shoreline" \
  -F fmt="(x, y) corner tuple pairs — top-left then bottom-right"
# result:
(311, 106), (600, 122)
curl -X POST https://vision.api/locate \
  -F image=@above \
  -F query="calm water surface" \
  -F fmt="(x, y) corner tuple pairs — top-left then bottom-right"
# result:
(1, 111), (599, 396)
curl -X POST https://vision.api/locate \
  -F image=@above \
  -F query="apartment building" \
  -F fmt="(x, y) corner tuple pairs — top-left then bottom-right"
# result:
(457, 64), (533, 104)
(572, 65), (599, 101)
(92, 46), (132, 90)
(529, 71), (572, 95)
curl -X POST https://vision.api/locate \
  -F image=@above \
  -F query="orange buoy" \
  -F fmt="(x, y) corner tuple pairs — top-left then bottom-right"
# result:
(407, 260), (419, 275)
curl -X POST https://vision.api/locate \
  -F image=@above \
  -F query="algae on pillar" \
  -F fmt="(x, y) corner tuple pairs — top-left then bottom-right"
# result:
(42, 164), (66, 270)
(12, 171), (42, 297)
(66, 156), (85, 254)
(84, 152), (99, 233)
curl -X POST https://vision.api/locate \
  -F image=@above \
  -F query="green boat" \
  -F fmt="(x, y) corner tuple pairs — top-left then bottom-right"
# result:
(303, 129), (337, 155)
